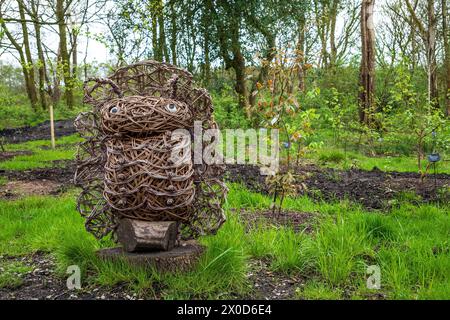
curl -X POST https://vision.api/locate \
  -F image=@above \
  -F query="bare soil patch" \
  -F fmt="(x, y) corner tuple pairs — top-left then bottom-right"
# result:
(0, 180), (65, 200)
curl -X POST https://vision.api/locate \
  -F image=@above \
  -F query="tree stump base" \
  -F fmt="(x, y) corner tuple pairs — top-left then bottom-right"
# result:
(96, 241), (205, 273)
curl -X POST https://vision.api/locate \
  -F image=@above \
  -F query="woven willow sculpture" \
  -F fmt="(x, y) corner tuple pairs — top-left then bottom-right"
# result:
(74, 60), (227, 241)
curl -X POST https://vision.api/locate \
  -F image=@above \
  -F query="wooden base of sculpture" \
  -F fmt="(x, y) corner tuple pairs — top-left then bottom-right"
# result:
(116, 219), (178, 252)
(97, 219), (204, 272)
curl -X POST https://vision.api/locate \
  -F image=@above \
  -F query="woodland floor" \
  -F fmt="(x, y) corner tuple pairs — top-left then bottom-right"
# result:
(0, 121), (449, 300)
(1, 160), (448, 207)
(1, 162), (448, 299)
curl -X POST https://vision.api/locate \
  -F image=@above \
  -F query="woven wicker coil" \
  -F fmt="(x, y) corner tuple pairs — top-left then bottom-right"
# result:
(100, 96), (192, 134)
(103, 135), (195, 222)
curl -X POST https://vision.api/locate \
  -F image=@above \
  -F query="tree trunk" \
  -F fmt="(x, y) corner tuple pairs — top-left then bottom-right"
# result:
(211, 3), (248, 112)
(32, 16), (48, 110)
(203, 34), (211, 83)
(427, 0), (438, 107)
(170, 1), (177, 65)
(358, 0), (376, 125)
(158, 0), (169, 62)
(71, 27), (78, 83)
(84, 26), (90, 80)
(442, 0), (450, 115)
(202, 0), (212, 83)
(0, 16), (36, 110)
(151, 0), (161, 60)
(56, 0), (74, 108)
(249, 36), (276, 107)
(232, 49), (248, 112)
(297, 15), (306, 92)
(314, 0), (329, 69)
(329, 0), (339, 70)
(18, 1), (38, 109)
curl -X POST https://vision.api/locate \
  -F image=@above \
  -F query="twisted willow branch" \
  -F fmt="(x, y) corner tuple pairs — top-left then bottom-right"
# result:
(74, 60), (227, 240)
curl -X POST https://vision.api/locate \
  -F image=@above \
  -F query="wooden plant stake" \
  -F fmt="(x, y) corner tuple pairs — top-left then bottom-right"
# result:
(49, 104), (56, 149)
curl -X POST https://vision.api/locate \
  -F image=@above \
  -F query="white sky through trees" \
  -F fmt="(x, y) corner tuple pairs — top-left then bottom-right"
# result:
(0, 0), (386, 67)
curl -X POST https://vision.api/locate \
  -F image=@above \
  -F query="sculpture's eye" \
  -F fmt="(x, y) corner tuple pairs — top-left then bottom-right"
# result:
(166, 103), (177, 113)
(110, 106), (119, 114)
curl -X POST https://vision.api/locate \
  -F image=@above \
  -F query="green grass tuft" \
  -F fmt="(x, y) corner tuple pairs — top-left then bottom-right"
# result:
(0, 260), (32, 289)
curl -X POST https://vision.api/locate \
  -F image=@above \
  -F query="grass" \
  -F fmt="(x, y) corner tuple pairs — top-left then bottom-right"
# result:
(0, 134), (82, 170)
(296, 282), (343, 300)
(309, 147), (450, 174)
(0, 184), (448, 299)
(0, 260), (32, 289)
(0, 98), (88, 130)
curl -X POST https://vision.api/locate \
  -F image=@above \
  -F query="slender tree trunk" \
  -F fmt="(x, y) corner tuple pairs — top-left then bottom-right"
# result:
(232, 49), (248, 112)
(71, 27), (78, 82)
(170, 0), (177, 65)
(427, 0), (438, 107)
(314, 0), (329, 69)
(211, 3), (248, 112)
(443, 0), (450, 116)
(0, 12), (37, 110)
(84, 26), (90, 80)
(358, 0), (376, 125)
(32, 15), (48, 110)
(203, 35), (211, 83)
(158, 0), (169, 62)
(202, 0), (212, 83)
(249, 36), (275, 107)
(151, 0), (160, 60)
(297, 14), (306, 92)
(18, 1), (38, 109)
(329, 0), (339, 70)
(56, 0), (74, 108)
(53, 53), (62, 105)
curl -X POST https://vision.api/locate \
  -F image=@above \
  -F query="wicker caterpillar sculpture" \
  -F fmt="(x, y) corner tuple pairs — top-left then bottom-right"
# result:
(74, 60), (227, 249)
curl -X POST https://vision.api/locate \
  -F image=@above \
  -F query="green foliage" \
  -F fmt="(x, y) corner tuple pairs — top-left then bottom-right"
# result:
(0, 83), (87, 130)
(382, 61), (449, 172)
(212, 90), (249, 129)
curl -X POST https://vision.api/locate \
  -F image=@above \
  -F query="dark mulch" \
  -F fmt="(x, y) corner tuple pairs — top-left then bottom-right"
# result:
(226, 164), (450, 209)
(0, 119), (76, 144)
(0, 161), (448, 209)
(245, 259), (303, 300)
(0, 160), (75, 185)
(0, 252), (137, 300)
